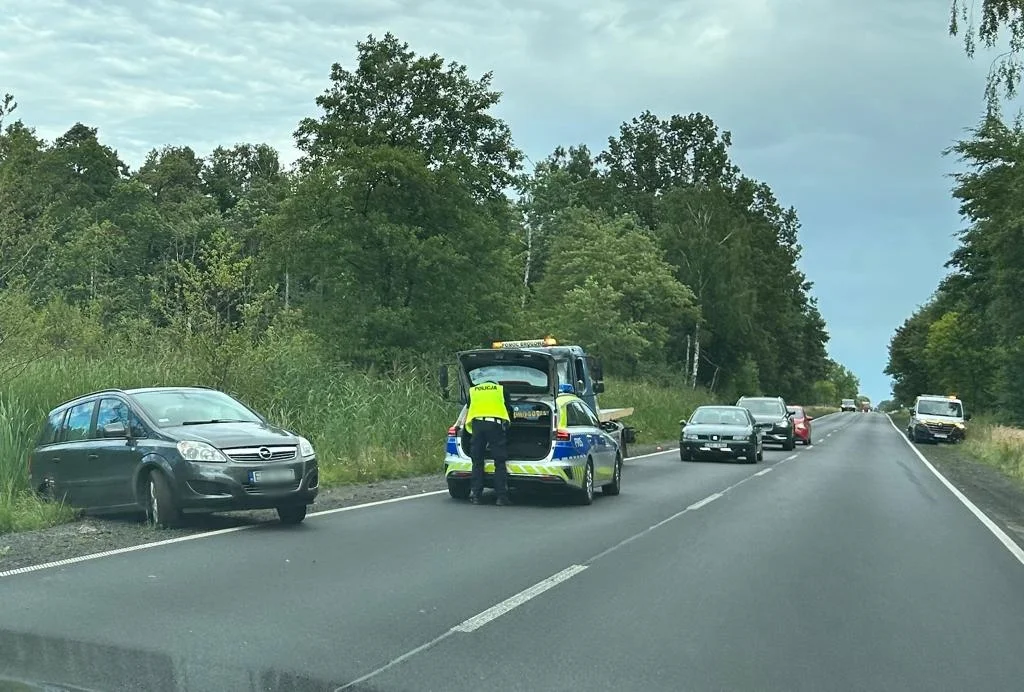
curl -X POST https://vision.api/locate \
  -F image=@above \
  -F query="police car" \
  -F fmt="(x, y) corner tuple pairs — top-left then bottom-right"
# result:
(442, 346), (622, 505)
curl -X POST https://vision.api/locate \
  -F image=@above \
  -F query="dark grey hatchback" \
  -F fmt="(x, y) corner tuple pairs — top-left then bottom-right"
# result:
(28, 386), (319, 527)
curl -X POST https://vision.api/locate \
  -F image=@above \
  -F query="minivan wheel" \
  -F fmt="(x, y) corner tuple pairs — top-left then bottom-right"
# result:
(277, 505), (307, 525)
(147, 471), (184, 529)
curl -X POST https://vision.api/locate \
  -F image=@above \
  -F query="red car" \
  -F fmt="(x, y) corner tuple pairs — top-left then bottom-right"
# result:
(787, 405), (813, 445)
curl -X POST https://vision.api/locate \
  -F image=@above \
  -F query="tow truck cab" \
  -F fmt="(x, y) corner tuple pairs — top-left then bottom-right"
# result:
(438, 337), (637, 453)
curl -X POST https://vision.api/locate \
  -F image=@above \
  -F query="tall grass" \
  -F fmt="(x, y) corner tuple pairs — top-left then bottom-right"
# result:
(965, 418), (1024, 485)
(0, 341), (712, 532)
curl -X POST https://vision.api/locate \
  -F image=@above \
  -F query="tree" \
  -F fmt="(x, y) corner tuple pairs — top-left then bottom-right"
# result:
(527, 208), (699, 375)
(949, 0), (1024, 108)
(294, 32), (523, 200)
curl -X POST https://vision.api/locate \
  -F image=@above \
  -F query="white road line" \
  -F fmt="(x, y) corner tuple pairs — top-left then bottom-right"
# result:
(334, 564), (590, 690)
(336, 451), (796, 689)
(2, 423), (816, 580)
(0, 490), (449, 580)
(886, 415), (1024, 566)
(334, 629), (454, 691)
(307, 490), (447, 518)
(452, 564), (588, 633)
(687, 492), (721, 510)
(626, 447), (678, 461)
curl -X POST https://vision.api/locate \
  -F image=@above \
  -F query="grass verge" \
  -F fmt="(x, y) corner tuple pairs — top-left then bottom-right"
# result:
(889, 411), (1024, 491)
(963, 418), (1024, 487)
(0, 352), (714, 534)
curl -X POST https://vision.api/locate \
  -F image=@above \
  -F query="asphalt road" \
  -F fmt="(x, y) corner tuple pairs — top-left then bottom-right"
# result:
(2, 412), (1024, 692)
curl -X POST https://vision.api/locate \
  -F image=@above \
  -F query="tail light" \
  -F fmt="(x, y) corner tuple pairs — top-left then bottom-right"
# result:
(447, 426), (459, 436)
(554, 429), (571, 441)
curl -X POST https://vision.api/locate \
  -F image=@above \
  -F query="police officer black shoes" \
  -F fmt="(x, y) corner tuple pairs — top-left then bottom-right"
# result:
(469, 495), (483, 505)
(496, 496), (511, 506)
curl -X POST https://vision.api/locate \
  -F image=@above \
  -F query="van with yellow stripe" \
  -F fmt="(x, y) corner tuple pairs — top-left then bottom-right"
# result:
(441, 347), (622, 505)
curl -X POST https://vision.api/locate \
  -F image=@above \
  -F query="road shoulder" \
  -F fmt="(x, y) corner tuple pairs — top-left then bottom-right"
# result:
(887, 413), (1024, 550)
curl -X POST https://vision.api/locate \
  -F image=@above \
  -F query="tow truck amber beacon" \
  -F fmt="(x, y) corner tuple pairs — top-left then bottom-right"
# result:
(437, 337), (636, 504)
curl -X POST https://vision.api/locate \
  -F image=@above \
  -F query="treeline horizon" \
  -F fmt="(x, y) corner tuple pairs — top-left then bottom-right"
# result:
(885, 112), (1024, 422)
(0, 32), (860, 405)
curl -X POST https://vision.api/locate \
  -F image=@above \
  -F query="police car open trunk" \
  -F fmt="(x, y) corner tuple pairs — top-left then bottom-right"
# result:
(456, 348), (559, 462)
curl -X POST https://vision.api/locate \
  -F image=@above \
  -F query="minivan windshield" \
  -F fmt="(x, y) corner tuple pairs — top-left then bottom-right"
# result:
(131, 389), (262, 427)
(741, 399), (786, 416)
(917, 399), (963, 418)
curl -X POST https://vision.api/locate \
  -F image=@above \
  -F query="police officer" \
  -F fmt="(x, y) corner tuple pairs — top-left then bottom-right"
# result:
(465, 378), (513, 505)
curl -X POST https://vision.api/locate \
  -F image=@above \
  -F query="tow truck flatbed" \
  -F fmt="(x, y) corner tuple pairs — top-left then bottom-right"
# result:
(599, 407), (634, 422)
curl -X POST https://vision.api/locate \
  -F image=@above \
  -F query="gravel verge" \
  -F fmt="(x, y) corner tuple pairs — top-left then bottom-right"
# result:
(0, 440), (677, 573)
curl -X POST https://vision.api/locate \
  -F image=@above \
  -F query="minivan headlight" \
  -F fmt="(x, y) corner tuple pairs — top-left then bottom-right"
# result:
(177, 441), (228, 462)
(298, 436), (315, 457)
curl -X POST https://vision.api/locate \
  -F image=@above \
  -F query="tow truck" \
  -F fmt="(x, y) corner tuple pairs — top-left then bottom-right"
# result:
(438, 337), (638, 502)
(439, 337), (637, 454)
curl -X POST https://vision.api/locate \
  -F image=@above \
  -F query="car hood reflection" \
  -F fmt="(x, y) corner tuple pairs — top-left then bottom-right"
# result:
(0, 628), (384, 692)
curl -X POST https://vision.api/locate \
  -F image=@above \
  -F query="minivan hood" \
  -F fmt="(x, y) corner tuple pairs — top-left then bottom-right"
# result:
(918, 413), (964, 424)
(164, 421), (299, 448)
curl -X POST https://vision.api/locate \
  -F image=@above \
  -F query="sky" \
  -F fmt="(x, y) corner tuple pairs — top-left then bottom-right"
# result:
(0, 0), (999, 403)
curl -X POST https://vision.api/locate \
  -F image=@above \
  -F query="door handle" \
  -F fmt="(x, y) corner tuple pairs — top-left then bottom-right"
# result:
(88, 454), (99, 460)
(51, 457), (60, 464)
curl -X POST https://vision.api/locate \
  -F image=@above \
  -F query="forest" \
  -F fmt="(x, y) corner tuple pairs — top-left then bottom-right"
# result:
(0, 33), (858, 530)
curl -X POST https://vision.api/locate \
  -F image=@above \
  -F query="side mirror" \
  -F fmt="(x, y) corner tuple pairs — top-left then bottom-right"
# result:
(623, 427), (637, 444)
(438, 365), (449, 400)
(103, 421), (128, 438)
(593, 381), (605, 394)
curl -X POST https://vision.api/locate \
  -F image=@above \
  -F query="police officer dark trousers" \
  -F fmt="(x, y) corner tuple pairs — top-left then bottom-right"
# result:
(465, 380), (512, 506)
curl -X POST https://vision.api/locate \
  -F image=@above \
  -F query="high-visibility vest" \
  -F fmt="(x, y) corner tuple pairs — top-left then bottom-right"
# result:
(465, 382), (509, 433)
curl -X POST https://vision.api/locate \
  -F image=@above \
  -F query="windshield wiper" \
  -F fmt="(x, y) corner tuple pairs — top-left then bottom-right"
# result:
(180, 419), (251, 425)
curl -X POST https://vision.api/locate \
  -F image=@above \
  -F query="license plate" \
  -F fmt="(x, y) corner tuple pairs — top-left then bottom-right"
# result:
(933, 433), (947, 439)
(705, 442), (728, 448)
(249, 468), (295, 483)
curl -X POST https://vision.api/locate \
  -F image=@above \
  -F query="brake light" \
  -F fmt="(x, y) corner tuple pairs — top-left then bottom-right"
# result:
(447, 426), (458, 436)
(555, 429), (571, 441)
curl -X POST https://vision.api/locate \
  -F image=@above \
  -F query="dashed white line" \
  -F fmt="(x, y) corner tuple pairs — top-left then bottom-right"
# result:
(453, 564), (588, 633)
(886, 415), (1024, 566)
(1, 490), (450, 580)
(755, 467), (773, 476)
(687, 492), (722, 510)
